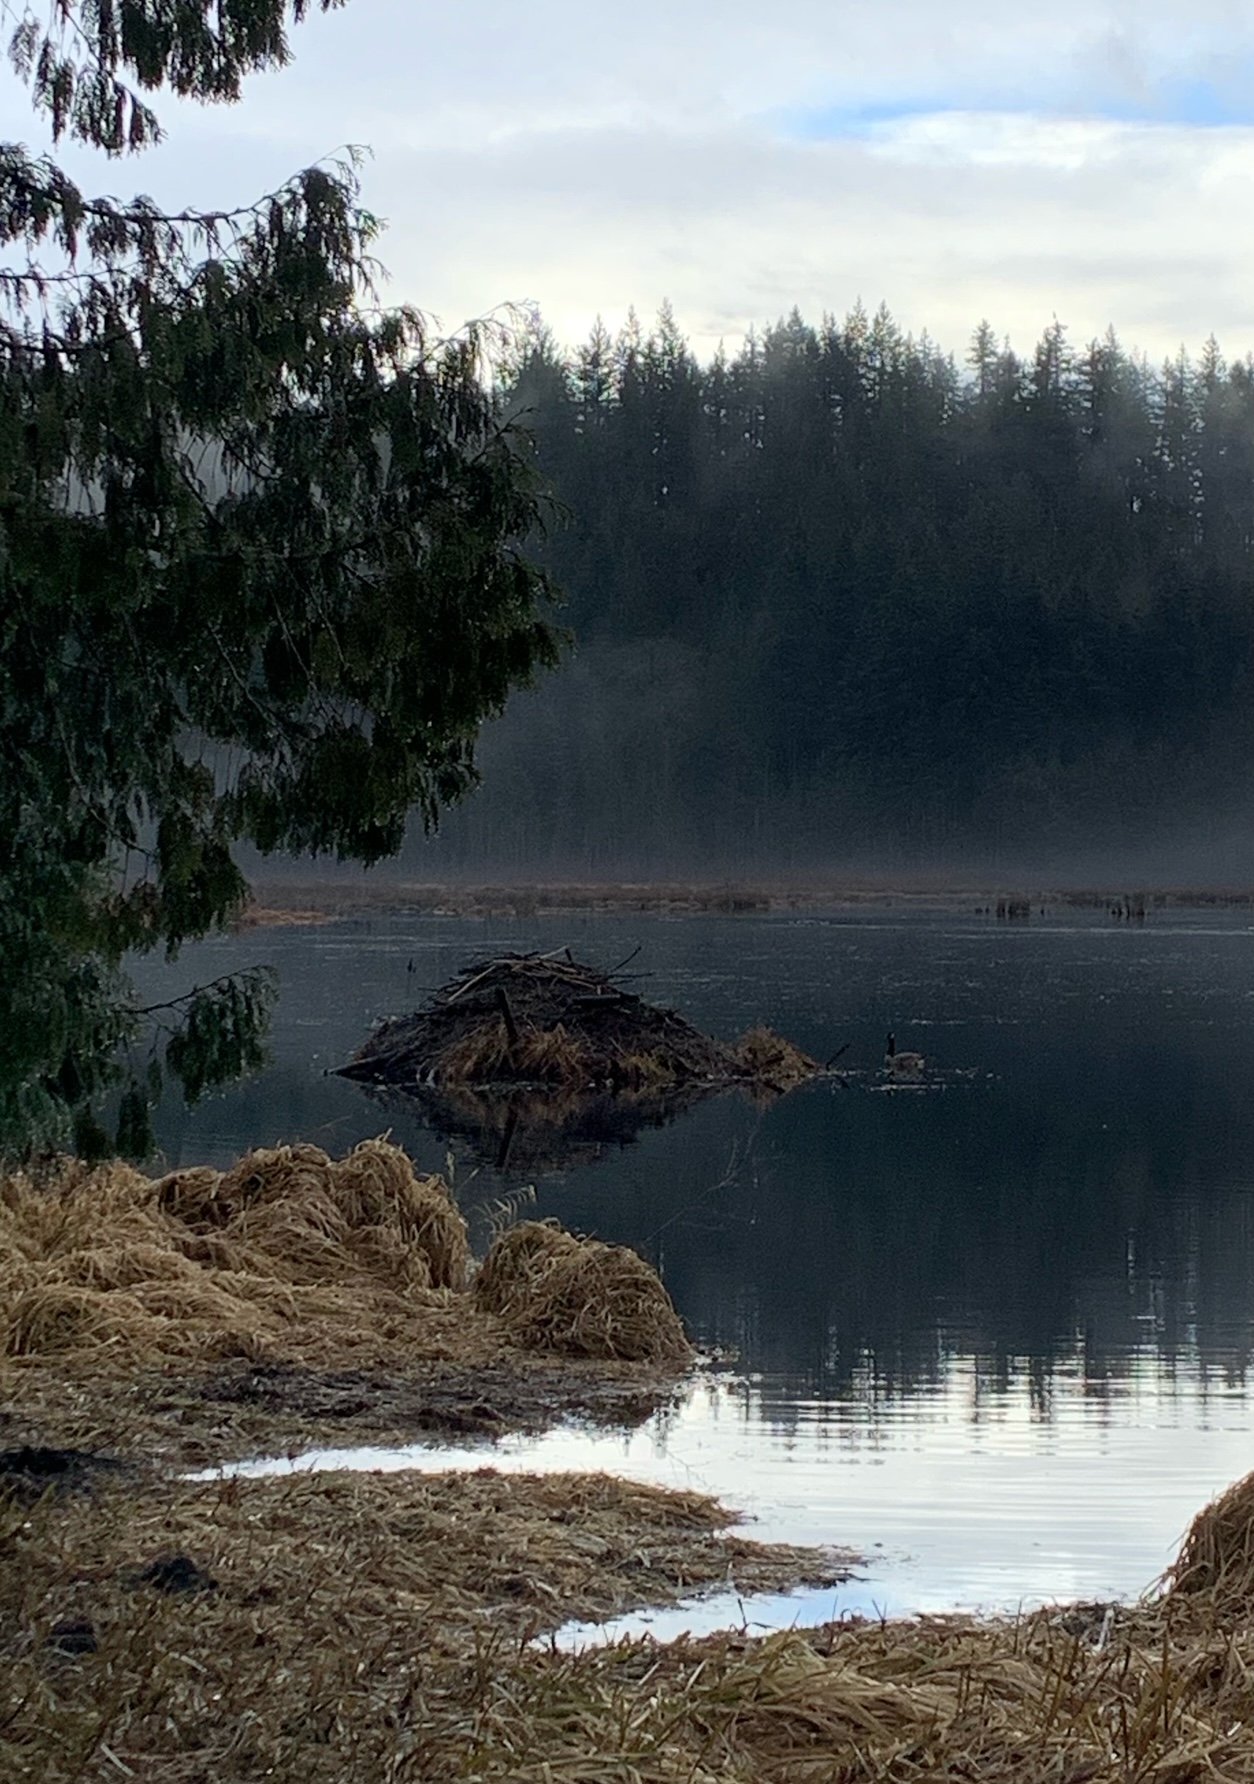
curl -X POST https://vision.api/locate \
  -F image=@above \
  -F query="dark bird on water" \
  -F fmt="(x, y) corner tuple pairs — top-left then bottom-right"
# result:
(884, 1032), (925, 1074)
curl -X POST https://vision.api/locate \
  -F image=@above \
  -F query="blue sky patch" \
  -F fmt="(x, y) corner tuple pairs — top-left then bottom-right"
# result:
(1105, 76), (1254, 127)
(776, 73), (1254, 140)
(776, 98), (950, 140)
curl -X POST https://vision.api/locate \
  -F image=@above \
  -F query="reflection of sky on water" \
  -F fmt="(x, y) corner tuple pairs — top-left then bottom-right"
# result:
(145, 905), (1254, 1633)
(209, 1342), (1254, 1638)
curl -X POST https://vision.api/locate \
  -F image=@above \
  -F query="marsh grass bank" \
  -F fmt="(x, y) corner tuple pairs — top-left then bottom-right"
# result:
(0, 1460), (855, 1782)
(0, 1140), (690, 1463)
(11, 1138), (1254, 1776)
(239, 877), (1254, 926)
(10, 1454), (1254, 1780)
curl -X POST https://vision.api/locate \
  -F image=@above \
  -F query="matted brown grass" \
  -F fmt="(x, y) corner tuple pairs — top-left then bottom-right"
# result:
(12, 1462), (1254, 1781)
(733, 1026), (822, 1091)
(0, 1460), (853, 1783)
(1163, 1467), (1254, 1616)
(1, 1346), (692, 1470)
(474, 1219), (691, 1363)
(0, 1142), (693, 1462)
(21, 1138), (1254, 1778)
(1, 1140), (471, 1373)
(437, 1020), (611, 1088)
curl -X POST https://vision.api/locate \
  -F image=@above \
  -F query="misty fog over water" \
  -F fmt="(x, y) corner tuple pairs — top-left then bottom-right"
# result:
(347, 306), (1254, 885)
(134, 903), (1254, 1616)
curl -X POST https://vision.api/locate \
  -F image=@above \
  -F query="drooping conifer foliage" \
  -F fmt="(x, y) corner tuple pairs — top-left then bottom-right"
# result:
(419, 305), (1254, 874)
(0, 1), (560, 1154)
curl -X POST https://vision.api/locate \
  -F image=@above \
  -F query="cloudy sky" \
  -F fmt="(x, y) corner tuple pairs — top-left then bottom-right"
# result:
(11, 0), (1254, 363)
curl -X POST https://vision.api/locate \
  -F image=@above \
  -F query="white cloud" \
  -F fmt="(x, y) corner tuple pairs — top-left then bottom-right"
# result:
(347, 111), (1254, 365)
(861, 114), (1142, 171)
(6, 1), (1254, 364)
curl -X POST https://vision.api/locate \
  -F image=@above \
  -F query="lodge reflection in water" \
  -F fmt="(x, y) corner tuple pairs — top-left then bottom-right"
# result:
(143, 909), (1254, 1421)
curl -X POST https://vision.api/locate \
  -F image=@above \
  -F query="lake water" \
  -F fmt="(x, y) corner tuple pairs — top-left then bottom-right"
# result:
(140, 903), (1254, 1634)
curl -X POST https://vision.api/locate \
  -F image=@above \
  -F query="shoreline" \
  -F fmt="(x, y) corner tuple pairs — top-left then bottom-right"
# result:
(238, 876), (1254, 928)
(6, 1424), (1254, 1780)
(0, 1141), (695, 1467)
(10, 1149), (1254, 1773)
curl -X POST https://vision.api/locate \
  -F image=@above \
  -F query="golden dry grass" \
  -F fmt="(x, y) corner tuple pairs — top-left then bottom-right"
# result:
(1164, 1467), (1254, 1615)
(473, 1220), (692, 1364)
(0, 1140), (471, 1375)
(0, 1142), (693, 1461)
(24, 1140), (1254, 1778)
(437, 1021), (598, 1087)
(0, 1461), (851, 1783)
(732, 1027), (822, 1090)
(12, 1461), (1254, 1781)
(0, 1144), (690, 1376)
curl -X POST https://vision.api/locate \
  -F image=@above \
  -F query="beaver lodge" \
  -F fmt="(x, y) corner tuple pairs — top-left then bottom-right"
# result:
(337, 950), (820, 1099)
(335, 951), (822, 1169)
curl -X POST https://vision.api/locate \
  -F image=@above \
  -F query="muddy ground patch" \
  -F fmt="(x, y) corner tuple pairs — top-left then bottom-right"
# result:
(1, 1350), (688, 1467)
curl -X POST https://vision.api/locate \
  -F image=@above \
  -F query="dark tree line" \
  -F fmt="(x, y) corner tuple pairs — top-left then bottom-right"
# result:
(413, 304), (1254, 874)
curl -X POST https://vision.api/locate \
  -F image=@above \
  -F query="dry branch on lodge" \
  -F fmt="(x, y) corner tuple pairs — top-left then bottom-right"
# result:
(336, 950), (821, 1096)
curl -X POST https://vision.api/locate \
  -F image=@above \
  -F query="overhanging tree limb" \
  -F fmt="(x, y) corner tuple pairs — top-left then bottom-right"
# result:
(0, 0), (564, 1157)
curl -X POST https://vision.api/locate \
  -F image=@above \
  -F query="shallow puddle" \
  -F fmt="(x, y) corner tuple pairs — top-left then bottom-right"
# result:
(198, 1344), (1249, 1644)
(550, 1582), (874, 1651)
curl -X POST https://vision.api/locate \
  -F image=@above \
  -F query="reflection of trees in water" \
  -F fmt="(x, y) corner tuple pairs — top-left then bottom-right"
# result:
(501, 1047), (1254, 1415)
(702, 1341), (1192, 1448)
(149, 948), (1254, 1420)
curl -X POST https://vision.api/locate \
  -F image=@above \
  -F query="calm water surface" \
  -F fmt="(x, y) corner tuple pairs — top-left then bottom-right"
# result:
(142, 905), (1254, 1631)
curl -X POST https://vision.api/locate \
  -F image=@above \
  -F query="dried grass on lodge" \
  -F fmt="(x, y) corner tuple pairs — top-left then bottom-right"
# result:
(474, 1219), (692, 1363)
(432, 1022), (683, 1094)
(0, 1140), (474, 1371)
(437, 1021), (605, 1088)
(732, 1026), (821, 1091)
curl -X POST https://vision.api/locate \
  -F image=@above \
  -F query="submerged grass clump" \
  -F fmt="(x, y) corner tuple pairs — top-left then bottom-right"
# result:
(474, 1219), (691, 1363)
(732, 1025), (822, 1090)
